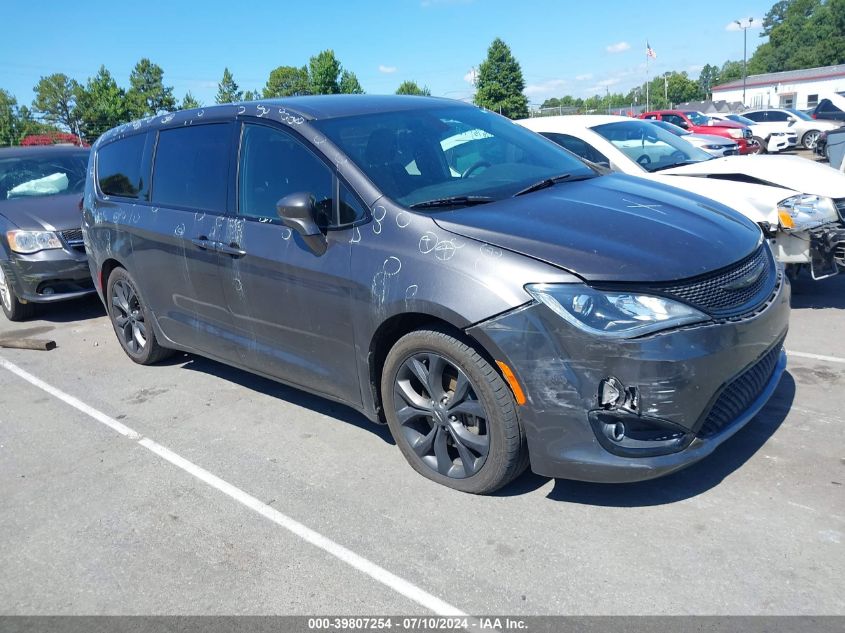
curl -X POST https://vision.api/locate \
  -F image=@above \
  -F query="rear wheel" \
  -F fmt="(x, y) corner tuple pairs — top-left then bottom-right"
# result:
(0, 264), (36, 321)
(381, 328), (527, 494)
(106, 267), (172, 365)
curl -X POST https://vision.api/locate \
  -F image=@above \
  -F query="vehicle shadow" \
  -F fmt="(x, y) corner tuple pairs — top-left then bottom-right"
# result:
(790, 273), (845, 310)
(32, 294), (106, 323)
(177, 354), (395, 444)
(496, 372), (796, 505)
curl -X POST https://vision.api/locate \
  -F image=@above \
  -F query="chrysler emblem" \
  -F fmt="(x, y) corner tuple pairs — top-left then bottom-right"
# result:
(722, 261), (766, 291)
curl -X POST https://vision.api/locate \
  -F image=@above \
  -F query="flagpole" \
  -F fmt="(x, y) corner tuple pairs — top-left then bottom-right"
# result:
(646, 42), (650, 111)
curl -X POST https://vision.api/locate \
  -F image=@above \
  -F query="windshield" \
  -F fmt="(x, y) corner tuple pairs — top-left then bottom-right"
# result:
(649, 120), (689, 136)
(786, 108), (814, 121)
(727, 114), (756, 126)
(684, 111), (712, 126)
(592, 120), (713, 172)
(0, 151), (89, 201)
(312, 105), (596, 207)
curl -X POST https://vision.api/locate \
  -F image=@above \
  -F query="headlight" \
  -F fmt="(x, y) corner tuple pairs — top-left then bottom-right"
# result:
(776, 194), (838, 230)
(702, 144), (724, 150)
(525, 284), (708, 338)
(6, 230), (63, 254)
(727, 129), (743, 139)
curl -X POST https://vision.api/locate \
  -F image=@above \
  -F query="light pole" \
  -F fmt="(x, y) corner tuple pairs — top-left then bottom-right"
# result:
(734, 17), (755, 105)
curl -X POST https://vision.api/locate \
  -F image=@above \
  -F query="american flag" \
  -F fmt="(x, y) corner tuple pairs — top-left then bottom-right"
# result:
(646, 42), (657, 59)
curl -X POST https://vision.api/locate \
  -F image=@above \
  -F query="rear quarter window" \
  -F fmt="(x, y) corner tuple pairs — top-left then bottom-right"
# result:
(97, 134), (149, 199)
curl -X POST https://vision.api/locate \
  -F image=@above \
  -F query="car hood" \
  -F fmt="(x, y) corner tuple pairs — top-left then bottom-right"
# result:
(0, 193), (82, 231)
(662, 155), (845, 198)
(688, 133), (736, 145)
(432, 174), (762, 283)
(650, 174), (789, 224)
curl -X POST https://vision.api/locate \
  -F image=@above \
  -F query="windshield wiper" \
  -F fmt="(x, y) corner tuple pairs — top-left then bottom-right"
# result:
(408, 195), (495, 210)
(513, 172), (595, 197)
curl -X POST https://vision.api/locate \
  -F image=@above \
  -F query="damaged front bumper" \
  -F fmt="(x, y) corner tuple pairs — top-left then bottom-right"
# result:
(468, 274), (790, 483)
(772, 223), (845, 279)
(0, 248), (95, 303)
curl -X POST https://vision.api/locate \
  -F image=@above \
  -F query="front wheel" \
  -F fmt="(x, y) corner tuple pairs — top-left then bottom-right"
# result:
(106, 267), (173, 365)
(751, 136), (766, 154)
(802, 130), (821, 150)
(0, 264), (35, 321)
(381, 328), (527, 494)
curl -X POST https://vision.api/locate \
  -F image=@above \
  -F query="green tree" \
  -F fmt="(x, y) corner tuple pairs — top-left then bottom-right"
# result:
(74, 66), (128, 142)
(665, 72), (701, 104)
(242, 90), (261, 101)
(339, 70), (364, 94)
(180, 92), (201, 110)
(698, 64), (720, 98)
(718, 60), (745, 83)
(395, 80), (431, 96)
(215, 67), (242, 104)
(263, 65), (311, 97)
(0, 89), (18, 146)
(33, 73), (80, 132)
(126, 58), (175, 118)
(473, 38), (529, 119)
(309, 49), (342, 94)
(761, 0), (792, 36)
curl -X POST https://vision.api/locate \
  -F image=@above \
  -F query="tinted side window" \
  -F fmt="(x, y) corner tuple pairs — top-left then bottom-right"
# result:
(662, 114), (685, 126)
(97, 134), (148, 199)
(541, 133), (609, 165)
(239, 124), (334, 228)
(743, 111), (764, 122)
(767, 111), (789, 122)
(152, 124), (230, 211)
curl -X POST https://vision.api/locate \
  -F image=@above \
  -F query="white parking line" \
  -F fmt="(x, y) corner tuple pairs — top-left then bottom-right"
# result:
(787, 350), (845, 365)
(0, 356), (466, 617)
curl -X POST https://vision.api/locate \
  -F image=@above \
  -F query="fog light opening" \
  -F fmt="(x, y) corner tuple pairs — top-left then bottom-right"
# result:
(598, 377), (626, 409)
(604, 421), (626, 442)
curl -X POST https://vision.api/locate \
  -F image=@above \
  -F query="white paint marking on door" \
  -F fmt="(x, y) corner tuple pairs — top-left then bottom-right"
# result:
(787, 350), (845, 365)
(0, 355), (466, 618)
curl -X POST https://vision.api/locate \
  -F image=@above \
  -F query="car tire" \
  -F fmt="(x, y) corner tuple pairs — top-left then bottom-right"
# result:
(0, 263), (36, 321)
(751, 136), (767, 154)
(802, 130), (821, 150)
(381, 327), (528, 494)
(106, 267), (173, 365)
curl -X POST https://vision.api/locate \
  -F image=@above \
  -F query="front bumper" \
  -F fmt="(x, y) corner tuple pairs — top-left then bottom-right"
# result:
(0, 248), (95, 303)
(772, 223), (845, 277)
(468, 273), (790, 483)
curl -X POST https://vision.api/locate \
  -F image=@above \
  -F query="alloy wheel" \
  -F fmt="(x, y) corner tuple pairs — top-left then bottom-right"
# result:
(804, 131), (820, 149)
(111, 279), (147, 354)
(392, 352), (490, 479)
(0, 266), (11, 311)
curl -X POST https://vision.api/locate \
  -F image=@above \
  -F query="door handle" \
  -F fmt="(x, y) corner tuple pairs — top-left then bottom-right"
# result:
(191, 237), (213, 250)
(218, 242), (247, 258)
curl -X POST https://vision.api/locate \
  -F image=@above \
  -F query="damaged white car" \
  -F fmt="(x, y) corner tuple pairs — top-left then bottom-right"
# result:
(518, 115), (845, 280)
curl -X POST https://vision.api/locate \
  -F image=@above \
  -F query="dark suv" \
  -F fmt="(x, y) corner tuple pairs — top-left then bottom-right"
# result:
(0, 146), (94, 320)
(811, 98), (845, 123)
(83, 96), (790, 493)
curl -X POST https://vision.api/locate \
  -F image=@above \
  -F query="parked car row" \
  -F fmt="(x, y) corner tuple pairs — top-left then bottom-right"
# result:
(2, 95), (841, 494)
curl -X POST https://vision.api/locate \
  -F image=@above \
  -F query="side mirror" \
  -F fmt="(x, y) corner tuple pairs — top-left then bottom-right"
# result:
(276, 192), (327, 256)
(677, 121), (689, 129)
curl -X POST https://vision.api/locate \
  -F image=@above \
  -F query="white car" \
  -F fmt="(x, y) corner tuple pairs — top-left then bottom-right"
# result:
(708, 113), (795, 152)
(517, 115), (845, 279)
(741, 108), (841, 150)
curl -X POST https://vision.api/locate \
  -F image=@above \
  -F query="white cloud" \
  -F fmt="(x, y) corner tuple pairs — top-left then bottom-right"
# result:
(596, 78), (620, 87)
(606, 41), (631, 54)
(524, 78), (568, 97)
(575, 73), (593, 81)
(726, 17), (761, 31)
(378, 65), (397, 74)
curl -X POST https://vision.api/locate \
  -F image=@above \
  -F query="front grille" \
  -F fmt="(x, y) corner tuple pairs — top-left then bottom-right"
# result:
(834, 198), (845, 221)
(656, 245), (775, 317)
(60, 228), (84, 245)
(697, 341), (783, 438)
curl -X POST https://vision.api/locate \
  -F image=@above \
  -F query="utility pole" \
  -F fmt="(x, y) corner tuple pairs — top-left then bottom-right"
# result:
(734, 17), (755, 105)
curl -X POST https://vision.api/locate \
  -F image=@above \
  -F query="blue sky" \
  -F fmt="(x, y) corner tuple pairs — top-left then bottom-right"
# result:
(0, 0), (773, 107)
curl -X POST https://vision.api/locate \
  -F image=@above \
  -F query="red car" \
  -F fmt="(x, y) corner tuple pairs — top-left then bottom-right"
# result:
(639, 110), (755, 154)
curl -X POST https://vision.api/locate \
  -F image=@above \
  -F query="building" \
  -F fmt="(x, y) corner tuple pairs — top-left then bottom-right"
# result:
(711, 64), (845, 110)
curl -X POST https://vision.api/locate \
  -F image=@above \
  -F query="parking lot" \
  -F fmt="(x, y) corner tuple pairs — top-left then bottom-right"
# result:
(0, 266), (843, 616)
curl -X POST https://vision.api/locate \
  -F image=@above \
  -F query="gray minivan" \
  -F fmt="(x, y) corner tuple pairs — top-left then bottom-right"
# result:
(83, 96), (790, 493)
